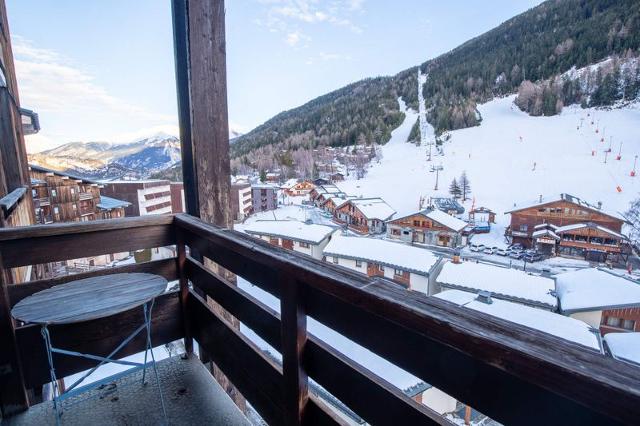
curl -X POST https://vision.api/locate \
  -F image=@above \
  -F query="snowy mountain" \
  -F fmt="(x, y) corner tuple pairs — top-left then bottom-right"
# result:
(28, 133), (181, 180)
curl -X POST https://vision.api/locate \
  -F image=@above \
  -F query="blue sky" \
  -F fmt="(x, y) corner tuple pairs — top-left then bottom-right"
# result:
(6, 0), (542, 152)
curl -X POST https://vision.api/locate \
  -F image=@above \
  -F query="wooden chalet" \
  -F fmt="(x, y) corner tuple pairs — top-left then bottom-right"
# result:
(333, 197), (396, 234)
(386, 208), (468, 248)
(308, 183), (346, 208)
(506, 193), (629, 262)
(1, 3), (640, 426)
(283, 180), (314, 197)
(29, 165), (129, 223)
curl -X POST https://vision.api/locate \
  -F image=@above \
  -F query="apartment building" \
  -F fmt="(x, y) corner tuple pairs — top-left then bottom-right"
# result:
(101, 179), (172, 216)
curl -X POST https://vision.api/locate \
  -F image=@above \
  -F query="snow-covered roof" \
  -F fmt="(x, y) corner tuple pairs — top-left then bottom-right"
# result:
(316, 184), (343, 195)
(280, 178), (299, 189)
(556, 268), (640, 313)
(245, 220), (336, 245)
(425, 209), (468, 232)
(554, 222), (626, 239)
(252, 183), (277, 190)
(350, 198), (396, 220)
(323, 235), (439, 275)
(437, 261), (557, 309)
(97, 195), (131, 210)
(506, 193), (626, 222)
(435, 290), (600, 351)
(534, 223), (558, 230)
(532, 229), (560, 239)
(431, 197), (465, 214)
(323, 195), (355, 207)
(604, 332), (640, 365)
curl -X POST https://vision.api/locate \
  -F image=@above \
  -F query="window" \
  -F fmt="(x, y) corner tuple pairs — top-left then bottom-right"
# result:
(51, 189), (57, 197)
(413, 220), (420, 226)
(606, 316), (621, 328)
(622, 319), (636, 330)
(332, 256), (338, 264)
(519, 224), (528, 232)
(391, 228), (401, 236)
(70, 188), (75, 195)
(379, 265), (384, 272)
(299, 241), (310, 248)
(355, 260), (362, 267)
(31, 189), (36, 197)
(53, 207), (59, 214)
(394, 268), (403, 276)
(72, 204), (77, 210)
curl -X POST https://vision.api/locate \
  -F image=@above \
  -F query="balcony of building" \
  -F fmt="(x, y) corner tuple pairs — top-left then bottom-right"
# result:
(1, 214), (639, 425)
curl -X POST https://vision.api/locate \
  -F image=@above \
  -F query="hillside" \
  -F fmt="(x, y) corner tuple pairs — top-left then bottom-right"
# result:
(232, 0), (640, 163)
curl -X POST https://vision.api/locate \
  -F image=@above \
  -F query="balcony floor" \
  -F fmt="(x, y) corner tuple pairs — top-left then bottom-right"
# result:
(4, 356), (250, 426)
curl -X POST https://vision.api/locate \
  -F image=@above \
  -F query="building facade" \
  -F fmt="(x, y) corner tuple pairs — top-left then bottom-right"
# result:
(506, 193), (628, 262)
(231, 181), (252, 221)
(170, 182), (185, 213)
(333, 198), (395, 234)
(101, 180), (172, 216)
(245, 220), (337, 260)
(251, 183), (278, 213)
(386, 208), (467, 248)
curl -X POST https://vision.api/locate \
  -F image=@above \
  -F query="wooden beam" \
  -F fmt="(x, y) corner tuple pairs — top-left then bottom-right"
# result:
(0, 254), (28, 416)
(188, 290), (284, 425)
(7, 258), (178, 307)
(0, 218), (175, 268)
(186, 0), (231, 226)
(280, 274), (308, 426)
(177, 230), (193, 354)
(15, 291), (182, 389)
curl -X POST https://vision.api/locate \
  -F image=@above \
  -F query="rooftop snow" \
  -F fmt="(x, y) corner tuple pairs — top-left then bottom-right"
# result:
(97, 195), (131, 210)
(350, 198), (396, 220)
(554, 223), (626, 239)
(556, 268), (640, 313)
(244, 220), (336, 244)
(604, 332), (640, 365)
(425, 209), (467, 232)
(435, 290), (600, 350)
(437, 261), (557, 308)
(506, 193), (626, 222)
(323, 235), (439, 275)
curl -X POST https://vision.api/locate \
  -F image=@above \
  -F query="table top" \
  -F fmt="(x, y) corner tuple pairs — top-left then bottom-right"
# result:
(11, 273), (167, 325)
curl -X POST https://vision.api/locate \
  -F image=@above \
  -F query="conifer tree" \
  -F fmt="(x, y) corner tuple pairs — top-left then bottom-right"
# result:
(459, 171), (471, 201)
(449, 178), (462, 199)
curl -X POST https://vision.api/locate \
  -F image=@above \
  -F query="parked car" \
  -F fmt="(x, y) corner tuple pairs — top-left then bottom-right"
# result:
(509, 250), (524, 259)
(496, 248), (508, 256)
(469, 243), (485, 252)
(524, 252), (543, 262)
(483, 246), (497, 255)
(509, 243), (524, 251)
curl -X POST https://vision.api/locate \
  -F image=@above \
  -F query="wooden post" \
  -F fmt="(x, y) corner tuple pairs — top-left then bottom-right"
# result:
(172, 0), (244, 410)
(176, 230), (193, 355)
(0, 256), (29, 416)
(280, 273), (309, 425)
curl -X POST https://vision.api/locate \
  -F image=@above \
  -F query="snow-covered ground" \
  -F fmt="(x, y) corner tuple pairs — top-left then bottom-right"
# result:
(339, 94), (640, 252)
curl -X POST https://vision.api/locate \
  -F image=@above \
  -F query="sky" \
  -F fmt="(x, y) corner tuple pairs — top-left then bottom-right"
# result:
(6, 0), (543, 153)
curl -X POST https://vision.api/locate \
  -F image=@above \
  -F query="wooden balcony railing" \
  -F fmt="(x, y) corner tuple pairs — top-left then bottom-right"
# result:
(1, 214), (640, 425)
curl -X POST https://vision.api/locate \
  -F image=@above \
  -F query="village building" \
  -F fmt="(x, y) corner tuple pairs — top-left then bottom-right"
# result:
(505, 193), (629, 262)
(309, 183), (346, 207)
(265, 171), (281, 183)
(244, 220), (337, 260)
(386, 208), (467, 248)
(329, 172), (345, 182)
(282, 180), (315, 197)
(333, 197), (396, 234)
(467, 206), (495, 233)
(29, 165), (129, 223)
(556, 268), (640, 332)
(320, 195), (356, 215)
(322, 235), (441, 293)
(101, 179), (172, 216)
(430, 197), (465, 216)
(435, 260), (557, 310)
(434, 290), (601, 351)
(230, 179), (252, 221)
(604, 333), (640, 366)
(170, 182), (185, 213)
(251, 183), (278, 213)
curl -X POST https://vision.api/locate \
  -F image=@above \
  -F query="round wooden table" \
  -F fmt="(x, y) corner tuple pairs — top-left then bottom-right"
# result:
(11, 273), (168, 425)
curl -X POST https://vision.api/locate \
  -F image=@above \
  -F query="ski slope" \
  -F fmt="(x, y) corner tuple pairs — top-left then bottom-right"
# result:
(339, 95), (640, 242)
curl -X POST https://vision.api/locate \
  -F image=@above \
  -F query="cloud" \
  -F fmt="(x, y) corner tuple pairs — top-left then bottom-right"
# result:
(305, 51), (353, 65)
(255, 0), (365, 46)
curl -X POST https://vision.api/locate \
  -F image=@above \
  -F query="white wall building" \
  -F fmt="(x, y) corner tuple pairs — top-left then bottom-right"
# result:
(555, 268), (640, 328)
(322, 235), (441, 294)
(435, 260), (557, 310)
(244, 220), (338, 260)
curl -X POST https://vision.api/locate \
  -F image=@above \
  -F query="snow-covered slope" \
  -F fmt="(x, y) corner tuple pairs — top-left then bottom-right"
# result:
(339, 95), (640, 238)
